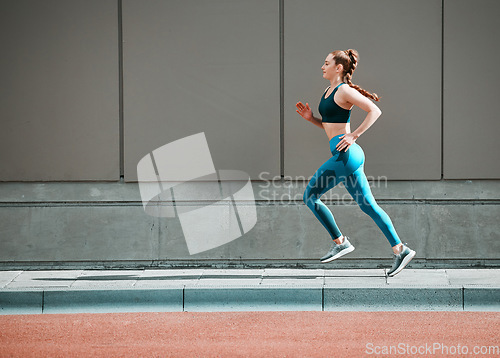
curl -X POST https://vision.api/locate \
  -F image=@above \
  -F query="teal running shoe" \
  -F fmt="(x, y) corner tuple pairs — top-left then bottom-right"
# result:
(320, 236), (355, 263)
(387, 244), (416, 277)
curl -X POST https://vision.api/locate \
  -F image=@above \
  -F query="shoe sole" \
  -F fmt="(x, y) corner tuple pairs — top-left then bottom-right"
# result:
(320, 245), (355, 263)
(387, 249), (416, 277)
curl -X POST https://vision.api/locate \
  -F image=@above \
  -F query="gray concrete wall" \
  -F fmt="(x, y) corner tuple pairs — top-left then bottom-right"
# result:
(0, 0), (119, 181)
(0, 1), (499, 268)
(443, 0), (500, 179)
(122, 0), (280, 181)
(1, 0), (498, 181)
(0, 180), (499, 268)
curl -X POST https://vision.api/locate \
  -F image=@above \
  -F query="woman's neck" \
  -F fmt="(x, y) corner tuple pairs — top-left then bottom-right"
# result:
(329, 77), (344, 88)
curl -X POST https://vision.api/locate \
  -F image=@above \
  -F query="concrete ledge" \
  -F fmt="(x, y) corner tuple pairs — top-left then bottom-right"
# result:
(1, 180), (499, 266)
(43, 288), (184, 313)
(464, 288), (500, 311)
(0, 291), (44, 314)
(324, 287), (462, 311)
(184, 286), (322, 312)
(2, 286), (500, 314)
(1, 180), (499, 203)
(1, 269), (499, 314)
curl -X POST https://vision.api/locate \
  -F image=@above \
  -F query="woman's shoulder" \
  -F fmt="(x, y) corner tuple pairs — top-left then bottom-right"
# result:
(338, 83), (355, 95)
(336, 83), (357, 107)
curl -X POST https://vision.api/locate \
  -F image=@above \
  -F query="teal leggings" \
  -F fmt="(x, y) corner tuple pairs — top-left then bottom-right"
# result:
(302, 134), (401, 247)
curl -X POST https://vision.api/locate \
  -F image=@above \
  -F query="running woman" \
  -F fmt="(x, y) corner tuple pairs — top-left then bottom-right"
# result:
(296, 49), (415, 277)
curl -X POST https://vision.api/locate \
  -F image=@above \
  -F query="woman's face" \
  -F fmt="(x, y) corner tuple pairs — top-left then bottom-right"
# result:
(321, 53), (339, 80)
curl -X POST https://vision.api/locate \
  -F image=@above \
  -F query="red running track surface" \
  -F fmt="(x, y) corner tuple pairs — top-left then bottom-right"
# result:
(1, 311), (499, 357)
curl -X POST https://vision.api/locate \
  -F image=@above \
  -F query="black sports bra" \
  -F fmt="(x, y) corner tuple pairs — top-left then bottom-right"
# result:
(318, 83), (351, 123)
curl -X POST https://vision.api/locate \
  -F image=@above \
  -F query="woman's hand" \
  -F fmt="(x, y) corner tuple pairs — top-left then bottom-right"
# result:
(336, 133), (359, 152)
(296, 102), (313, 121)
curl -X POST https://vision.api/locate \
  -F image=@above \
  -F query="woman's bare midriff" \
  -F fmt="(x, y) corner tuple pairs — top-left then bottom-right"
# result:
(323, 122), (351, 141)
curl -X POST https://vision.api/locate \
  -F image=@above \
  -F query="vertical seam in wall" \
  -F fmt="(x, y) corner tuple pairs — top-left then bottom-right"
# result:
(42, 290), (45, 313)
(462, 286), (464, 311)
(217, 170), (245, 236)
(322, 286), (324, 311)
(118, 0), (125, 181)
(279, 0), (284, 178)
(440, 0), (444, 180)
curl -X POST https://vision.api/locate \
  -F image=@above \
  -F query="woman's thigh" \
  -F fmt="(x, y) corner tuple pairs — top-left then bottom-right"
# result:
(305, 141), (365, 200)
(341, 142), (365, 178)
(304, 156), (345, 199)
(344, 165), (375, 206)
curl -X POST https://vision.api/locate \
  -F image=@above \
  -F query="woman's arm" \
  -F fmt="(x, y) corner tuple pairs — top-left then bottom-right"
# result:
(344, 86), (382, 139)
(308, 113), (325, 129)
(335, 86), (382, 152)
(296, 101), (324, 129)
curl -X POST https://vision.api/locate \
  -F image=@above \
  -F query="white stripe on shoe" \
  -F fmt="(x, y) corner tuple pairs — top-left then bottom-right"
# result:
(320, 245), (355, 263)
(388, 249), (416, 277)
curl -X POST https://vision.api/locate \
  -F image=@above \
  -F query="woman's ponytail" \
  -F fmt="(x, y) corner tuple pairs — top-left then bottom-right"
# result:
(331, 49), (380, 101)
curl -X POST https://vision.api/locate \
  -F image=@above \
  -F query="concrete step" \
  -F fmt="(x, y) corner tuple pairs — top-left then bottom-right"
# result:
(1, 269), (499, 314)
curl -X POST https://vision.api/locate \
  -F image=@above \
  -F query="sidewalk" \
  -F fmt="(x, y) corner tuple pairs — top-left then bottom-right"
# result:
(1, 268), (499, 314)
